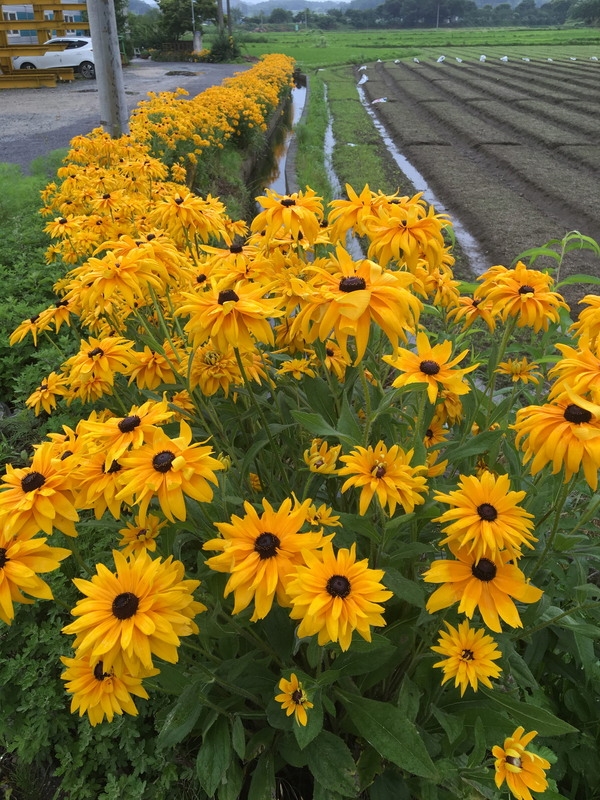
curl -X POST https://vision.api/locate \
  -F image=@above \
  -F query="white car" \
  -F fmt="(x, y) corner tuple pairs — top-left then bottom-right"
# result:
(13, 36), (95, 79)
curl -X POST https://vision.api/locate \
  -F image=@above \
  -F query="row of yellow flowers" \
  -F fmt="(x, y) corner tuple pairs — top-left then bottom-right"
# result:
(2, 57), (599, 797)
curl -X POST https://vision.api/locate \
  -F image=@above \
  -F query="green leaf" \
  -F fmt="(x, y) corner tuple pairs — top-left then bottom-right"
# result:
(383, 567), (425, 607)
(431, 705), (463, 745)
(196, 715), (232, 797)
(231, 716), (245, 760)
(337, 392), (362, 444)
(247, 751), (276, 800)
(396, 675), (421, 723)
(290, 410), (356, 446)
(557, 273), (600, 288)
(442, 430), (503, 462)
(479, 688), (578, 736)
(294, 688), (324, 750)
(467, 717), (487, 768)
(218, 759), (244, 800)
(332, 634), (394, 677)
(156, 678), (210, 749)
(342, 694), (438, 780)
(305, 730), (359, 797)
(302, 375), (338, 425)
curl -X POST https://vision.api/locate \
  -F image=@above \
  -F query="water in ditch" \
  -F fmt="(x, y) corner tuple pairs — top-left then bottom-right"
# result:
(254, 86), (307, 197)
(356, 86), (488, 276)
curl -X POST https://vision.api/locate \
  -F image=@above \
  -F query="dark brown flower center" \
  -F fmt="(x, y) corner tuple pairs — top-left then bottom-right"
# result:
(0, 547), (9, 569)
(59, 217), (68, 224)
(60, 450), (73, 461)
(254, 532), (280, 559)
(175, 196), (184, 205)
(471, 558), (497, 582)
(112, 592), (139, 619)
(21, 471), (46, 492)
(281, 198), (296, 207)
(146, 233), (156, 241)
(564, 404), (592, 424)
(326, 574), (351, 598)
(102, 193), (111, 200)
(93, 661), (111, 681)
(196, 273), (207, 284)
(87, 347), (104, 358)
(218, 289), (239, 304)
(477, 503), (498, 521)
(505, 756), (522, 768)
(425, 429), (433, 439)
(104, 461), (122, 474)
(153, 450), (175, 472)
(472, 298), (481, 307)
(339, 276), (366, 293)
(30, 314), (40, 323)
(373, 465), (386, 479)
(291, 689), (303, 704)
(461, 649), (474, 661)
(518, 285), (535, 295)
(118, 415), (141, 433)
(326, 348), (334, 357)
(420, 360), (441, 375)
(230, 243), (243, 253)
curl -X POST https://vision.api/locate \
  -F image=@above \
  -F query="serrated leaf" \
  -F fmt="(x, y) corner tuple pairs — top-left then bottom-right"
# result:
(196, 716), (232, 797)
(305, 730), (359, 797)
(342, 694), (438, 780)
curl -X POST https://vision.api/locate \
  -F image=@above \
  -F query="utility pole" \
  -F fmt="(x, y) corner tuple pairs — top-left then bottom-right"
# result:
(87, 0), (129, 138)
(191, 0), (202, 52)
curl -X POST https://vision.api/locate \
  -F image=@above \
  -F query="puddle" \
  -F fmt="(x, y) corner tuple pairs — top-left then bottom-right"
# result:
(357, 86), (488, 275)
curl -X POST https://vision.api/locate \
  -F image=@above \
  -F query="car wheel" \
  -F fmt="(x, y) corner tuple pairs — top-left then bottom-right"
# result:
(19, 62), (36, 70)
(80, 61), (95, 79)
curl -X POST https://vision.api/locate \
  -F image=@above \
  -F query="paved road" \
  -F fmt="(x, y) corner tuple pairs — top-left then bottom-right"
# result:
(0, 59), (251, 173)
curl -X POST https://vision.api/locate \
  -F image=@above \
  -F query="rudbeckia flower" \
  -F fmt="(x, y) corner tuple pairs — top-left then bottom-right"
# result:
(493, 727), (552, 800)
(203, 497), (331, 621)
(63, 335), (135, 387)
(188, 344), (242, 397)
(292, 246), (421, 365)
(177, 278), (283, 353)
(275, 673), (314, 726)
(25, 371), (69, 416)
(0, 535), (71, 624)
(431, 619), (502, 696)
(61, 652), (158, 726)
(9, 312), (53, 346)
(513, 391), (600, 490)
(476, 261), (568, 333)
(303, 439), (342, 474)
(570, 294), (600, 346)
(434, 472), (536, 559)
(327, 183), (378, 242)
(338, 442), (428, 516)
(423, 542), (543, 632)
(62, 549), (205, 675)
(496, 357), (542, 385)
(383, 332), (478, 404)
(118, 514), (166, 557)
(446, 295), (496, 332)
(287, 542), (393, 651)
(548, 337), (600, 401)
(251, 187), (324, 245)
(116, 420), (223, 522)
(0, 441), (79, 539)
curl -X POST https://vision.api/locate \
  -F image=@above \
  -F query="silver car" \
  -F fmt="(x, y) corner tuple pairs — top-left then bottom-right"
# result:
(13, 36), (95, 79)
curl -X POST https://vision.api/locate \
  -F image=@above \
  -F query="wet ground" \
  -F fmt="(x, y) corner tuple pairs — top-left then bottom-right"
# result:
(0, 59), (251, 173)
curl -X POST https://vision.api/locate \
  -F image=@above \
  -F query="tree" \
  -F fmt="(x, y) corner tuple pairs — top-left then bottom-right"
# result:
(269, 7), (294, 23)
(128, 8), (165, 50)
(569, 0), (600, 22)
(157, 0), (217, 42)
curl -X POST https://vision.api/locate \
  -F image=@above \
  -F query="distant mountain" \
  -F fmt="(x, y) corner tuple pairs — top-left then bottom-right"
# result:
(128, 0), (158, 14)
(239, 0), (349, 13)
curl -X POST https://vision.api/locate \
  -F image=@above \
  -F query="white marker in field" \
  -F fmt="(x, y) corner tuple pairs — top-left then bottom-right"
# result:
(437, 55), (445, 62)
(479, 55), (486, 62)
(500, 55), (508, 62)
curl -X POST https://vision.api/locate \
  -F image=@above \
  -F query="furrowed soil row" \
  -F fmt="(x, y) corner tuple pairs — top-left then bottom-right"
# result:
(355, 60), (600, 295)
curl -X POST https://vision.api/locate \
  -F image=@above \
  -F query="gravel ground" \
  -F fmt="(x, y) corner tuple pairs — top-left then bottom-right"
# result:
(0, 59), (251, 173)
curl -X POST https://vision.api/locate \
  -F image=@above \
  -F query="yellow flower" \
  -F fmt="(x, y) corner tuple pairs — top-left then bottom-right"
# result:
(203, 497), (331, 621)
(322, 340), (350, 382)
(446, 295), (496, 332)
(303, 439), (342, 474)
(293, 245), (421, 365)
(338, 442), (428, 516)
(249, 472), (262, 492)
(476, 261), (568, 333)
(305, 502), (341, 528)
(424, 542), (543, 633)
(327, 183), (378, 242)
(287, 542), (393, 651)
(570, 294), (600, 346)
(116, 420), (223, 522)
(0, 441), (79, 539)
(434, 472), (536, 559)
(275, 673), (314, 726)
(0, 535), (71, 624)
(493, 727), (552, 800)
(251, 187), (324, 245)
(383, 332), (478, 405)
(497, 357), (542, 385)
(431, 620), (502, 696)
(74, 450), (126, 520)
(188, 343), (241, 397)
(177, 278), (283, 353)
(276, 356), (317, 380)
(513, 391), (600, 490)
(548, 337), (600, 401)
(61, 652), (158, 726)
(9, 312), (53, 346)
(118, 514), (166, 557)
(128, 346), (177, 391)
(62, 549), (205, 675)
(63, 335), (135, 387)
(25, 371), (69, 416)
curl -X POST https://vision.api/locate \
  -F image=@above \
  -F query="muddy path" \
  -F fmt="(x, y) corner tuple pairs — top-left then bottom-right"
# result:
(358, 58), (600, 306)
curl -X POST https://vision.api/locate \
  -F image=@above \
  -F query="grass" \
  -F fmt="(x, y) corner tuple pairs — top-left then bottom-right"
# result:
(240, 27), (600, 70)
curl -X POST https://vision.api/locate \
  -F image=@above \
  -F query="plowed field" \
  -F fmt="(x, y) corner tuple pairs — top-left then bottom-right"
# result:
(359, 56), (600, 295)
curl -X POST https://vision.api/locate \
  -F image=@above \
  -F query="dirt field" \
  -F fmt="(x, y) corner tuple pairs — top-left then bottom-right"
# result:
(359, 55), (600, 303)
